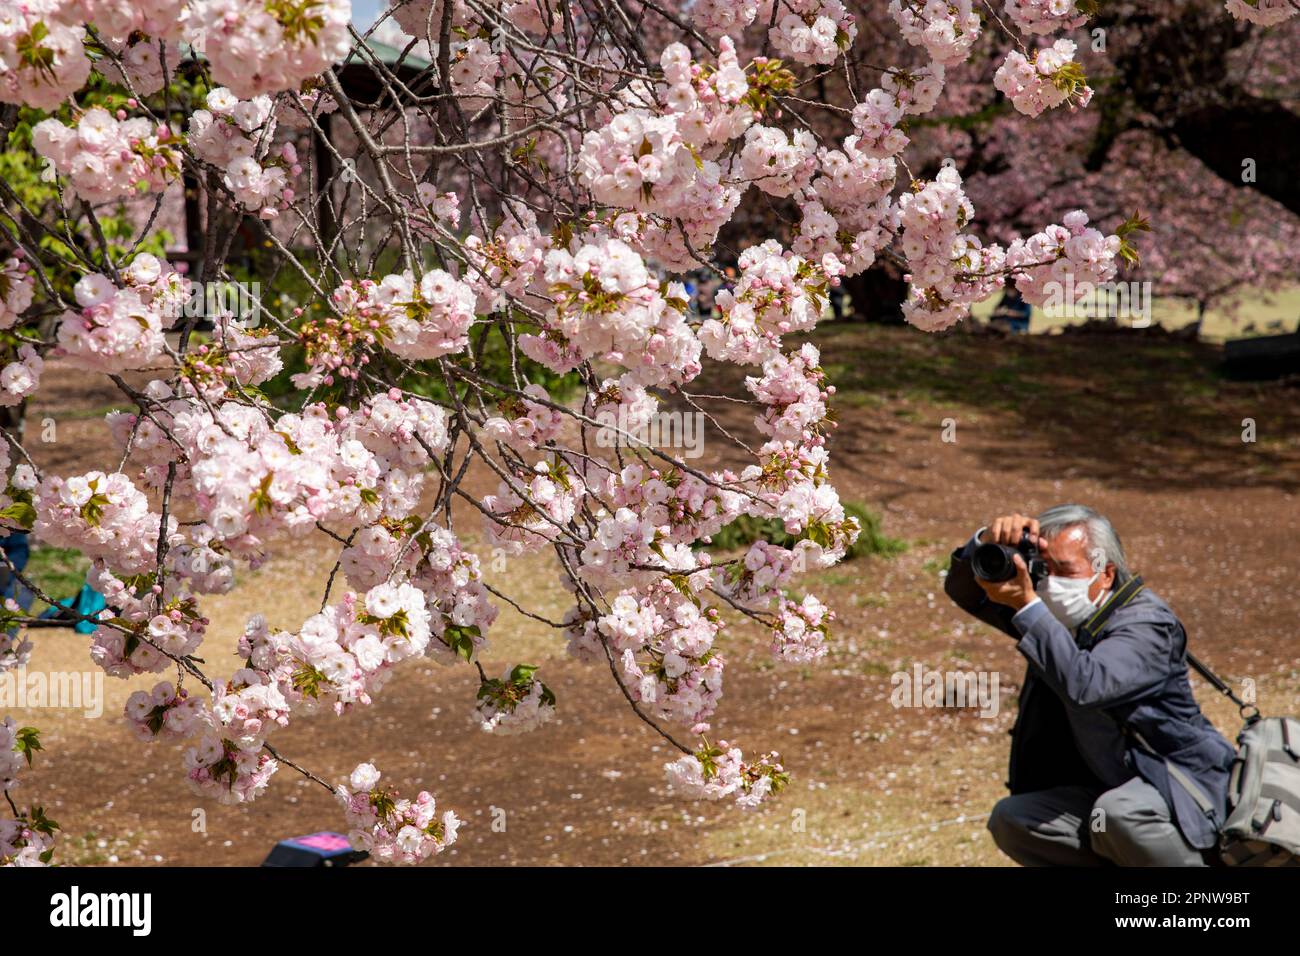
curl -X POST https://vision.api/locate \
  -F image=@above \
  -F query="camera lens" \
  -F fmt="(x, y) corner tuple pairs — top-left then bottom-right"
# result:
(971, 542), (1017, 582)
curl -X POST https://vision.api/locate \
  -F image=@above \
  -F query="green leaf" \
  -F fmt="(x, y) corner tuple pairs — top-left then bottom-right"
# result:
(14, 726), (42, 766)
(509, 663), (539, 684)
(27, 804), (59, 835)
(0, 500), (36, 530)
(1116, 210), (1152, 239)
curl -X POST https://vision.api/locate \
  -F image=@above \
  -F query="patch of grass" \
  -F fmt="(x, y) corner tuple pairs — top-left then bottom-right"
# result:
(921, 554), (952, 576)
(846, 504), (908, 560)
(45, 404), (130, 421)
(24, 546), (90, 611)
(59, 830), (141, 866)
(818, 570), (856, 587)
(702, 502), (907, 561)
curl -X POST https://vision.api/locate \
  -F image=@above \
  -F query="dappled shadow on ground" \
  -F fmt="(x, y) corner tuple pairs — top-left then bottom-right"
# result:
(819, 324), (1300, 494)
(691, 324), (1299, 495)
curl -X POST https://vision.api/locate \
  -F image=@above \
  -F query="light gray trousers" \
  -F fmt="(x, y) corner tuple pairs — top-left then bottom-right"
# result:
(987, 776), (1208, 866)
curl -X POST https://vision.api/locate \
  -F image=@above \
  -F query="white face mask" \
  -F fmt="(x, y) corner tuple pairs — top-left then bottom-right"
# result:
(1036, 572), (1103, 629)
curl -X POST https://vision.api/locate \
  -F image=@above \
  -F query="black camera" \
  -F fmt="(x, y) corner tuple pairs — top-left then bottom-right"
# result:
(972, 529), (1048, 587)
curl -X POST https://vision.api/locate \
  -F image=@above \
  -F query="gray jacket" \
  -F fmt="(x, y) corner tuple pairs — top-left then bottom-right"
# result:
(945, 535), (1236, 850)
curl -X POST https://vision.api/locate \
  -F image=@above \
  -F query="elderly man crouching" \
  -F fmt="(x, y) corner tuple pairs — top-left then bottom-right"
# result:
(944, 504), (1235, 866)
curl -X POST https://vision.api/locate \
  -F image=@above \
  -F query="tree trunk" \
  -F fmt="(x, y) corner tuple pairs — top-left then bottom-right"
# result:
(841, 263), (907, 324)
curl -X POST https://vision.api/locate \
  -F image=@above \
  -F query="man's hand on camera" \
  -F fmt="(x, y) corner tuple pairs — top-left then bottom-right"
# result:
(980, 513), (1044, 548)
(976, 554), (1038, 610)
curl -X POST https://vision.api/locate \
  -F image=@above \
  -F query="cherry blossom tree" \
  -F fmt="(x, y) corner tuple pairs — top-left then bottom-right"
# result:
(924, 0), (1300, 322)
(699, 1), (1300, 323)
(0, 0), (1291, 866)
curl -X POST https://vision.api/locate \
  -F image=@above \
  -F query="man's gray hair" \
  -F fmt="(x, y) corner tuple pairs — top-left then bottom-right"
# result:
(1036, 504), (1131, 579)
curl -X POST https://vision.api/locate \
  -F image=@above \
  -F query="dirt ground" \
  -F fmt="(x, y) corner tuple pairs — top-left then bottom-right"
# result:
(7, 323), (1300, 866)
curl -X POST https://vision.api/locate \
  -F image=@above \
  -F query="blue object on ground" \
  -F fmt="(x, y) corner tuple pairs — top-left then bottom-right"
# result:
(0, 532), (33, 613)
(1, 531), (29, 571)
(39, 583), (107, 634)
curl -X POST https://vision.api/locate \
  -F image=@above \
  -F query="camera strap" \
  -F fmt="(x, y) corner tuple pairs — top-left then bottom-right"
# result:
(1083, 575), (1239, 822)
(1074, 574), (1145, 646)
(1076, 575), (1258, 722)
(1186, 652), (1259, 722)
